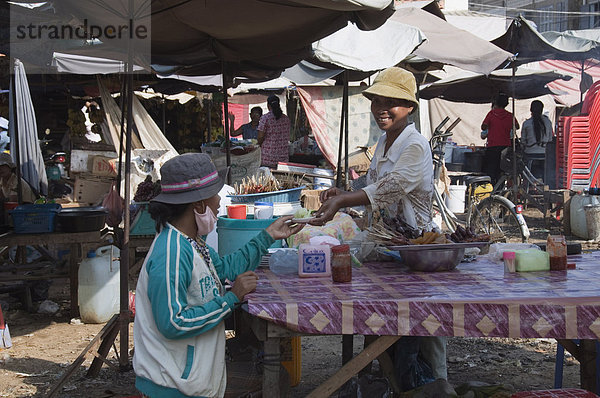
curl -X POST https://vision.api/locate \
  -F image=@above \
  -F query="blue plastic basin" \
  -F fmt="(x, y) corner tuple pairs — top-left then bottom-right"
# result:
(216, 216), (282, 256)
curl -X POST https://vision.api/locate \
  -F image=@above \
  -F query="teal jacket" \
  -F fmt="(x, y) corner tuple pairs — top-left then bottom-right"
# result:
(133, 223), (274, 398)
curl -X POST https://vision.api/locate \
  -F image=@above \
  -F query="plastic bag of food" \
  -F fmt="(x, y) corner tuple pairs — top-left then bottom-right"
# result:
(486, 242), (541, 262)
(102, 183), (123, 228)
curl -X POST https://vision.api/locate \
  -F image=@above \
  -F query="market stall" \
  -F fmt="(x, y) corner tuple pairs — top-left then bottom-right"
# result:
(245, 249), (600, 395)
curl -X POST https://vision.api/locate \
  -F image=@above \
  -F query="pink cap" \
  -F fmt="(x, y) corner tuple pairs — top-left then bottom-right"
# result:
(503, 251), (516, 259)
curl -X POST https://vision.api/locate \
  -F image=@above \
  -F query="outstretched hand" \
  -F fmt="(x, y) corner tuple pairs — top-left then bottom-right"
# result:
(265, 216), (305, 240)
(309, 195), (343, 226)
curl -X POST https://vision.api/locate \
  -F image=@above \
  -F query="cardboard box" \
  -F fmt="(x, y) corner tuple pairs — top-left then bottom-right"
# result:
(74, 174), (114, 205)
(91, 156), (118, 177)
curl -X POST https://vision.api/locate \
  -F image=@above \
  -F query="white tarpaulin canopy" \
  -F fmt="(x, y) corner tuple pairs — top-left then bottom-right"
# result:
(51, 52), (146, 74)
(392, 6), (512, 74)
(310, 4), (512, 74)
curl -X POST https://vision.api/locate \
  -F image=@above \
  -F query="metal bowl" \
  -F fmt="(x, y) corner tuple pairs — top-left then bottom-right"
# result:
(399, 247), (465, 272)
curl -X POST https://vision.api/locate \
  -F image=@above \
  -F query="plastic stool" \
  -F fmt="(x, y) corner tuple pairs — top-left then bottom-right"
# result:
(554, 340), (600, 394)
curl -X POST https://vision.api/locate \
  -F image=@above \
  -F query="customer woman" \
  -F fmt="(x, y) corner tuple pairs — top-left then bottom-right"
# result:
(133, 153), (303, 398)
(257, 95), (290, 168)
(309, 67), (446, 389)
(521, 100), (553, 180)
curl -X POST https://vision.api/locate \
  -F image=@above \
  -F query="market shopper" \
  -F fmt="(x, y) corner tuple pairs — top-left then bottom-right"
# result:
(133, 153), (303, 398)
(521, 100), (553, 180)
(0, 153), (36, 203)
(257, 95), (290, 168)
(481, 93), (520, 184)
(228, 106), (263, 140)
(309, 67), (446, 389)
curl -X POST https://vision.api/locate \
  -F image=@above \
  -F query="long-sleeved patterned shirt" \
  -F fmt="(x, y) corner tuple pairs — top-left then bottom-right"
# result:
(362, 123), (435, 232)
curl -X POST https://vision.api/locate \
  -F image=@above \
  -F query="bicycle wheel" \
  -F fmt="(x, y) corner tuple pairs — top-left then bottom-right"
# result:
(467, 195), (529, 243)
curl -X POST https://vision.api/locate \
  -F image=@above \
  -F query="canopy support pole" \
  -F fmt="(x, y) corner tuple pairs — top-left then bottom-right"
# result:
(511, 63), (518, 201)
(581, 60), (585, 105)
(343, 71), (349, 190)
(336, 72), (349, 188)
(222, 64), (232, 184)
(116, 75), (127, 194)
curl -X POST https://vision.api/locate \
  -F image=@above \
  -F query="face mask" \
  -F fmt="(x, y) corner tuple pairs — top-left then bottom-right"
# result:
(194, 205), (218, 236)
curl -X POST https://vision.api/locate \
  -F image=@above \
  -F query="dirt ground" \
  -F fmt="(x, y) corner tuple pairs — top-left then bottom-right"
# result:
(0, 209), (596, 398)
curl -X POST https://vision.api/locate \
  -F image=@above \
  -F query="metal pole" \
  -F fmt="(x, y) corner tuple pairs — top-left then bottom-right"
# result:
(336, 73), (346, 188)
(511, 64), (518, 199)
(119, 0), (134, 370)
(162, 94), (166, 137)
(222, 64), (231, 184)
(343, 71), (349, 190)
(116, 75), (127, 194)
(206, 99), (212, 144)
(10, 69), (22, 204)
(581, 60), (585, 105)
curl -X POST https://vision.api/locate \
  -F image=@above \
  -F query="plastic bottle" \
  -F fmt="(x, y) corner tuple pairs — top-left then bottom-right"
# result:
(331, 244), (352, 283)
(298, 244), (331, 277)
(78, 245), (120, 323)
(546, 235), (567, 271)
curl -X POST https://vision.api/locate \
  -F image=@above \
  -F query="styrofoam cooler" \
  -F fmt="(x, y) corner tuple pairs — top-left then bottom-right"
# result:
(247, 201), (302, 216)
(313, 168), (334, 190)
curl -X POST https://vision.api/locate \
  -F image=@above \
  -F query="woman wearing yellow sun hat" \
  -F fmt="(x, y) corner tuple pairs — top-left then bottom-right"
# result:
(310, 67), (445, 389)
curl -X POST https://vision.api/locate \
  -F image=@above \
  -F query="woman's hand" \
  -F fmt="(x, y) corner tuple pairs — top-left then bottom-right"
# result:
(319, 187), (345, 203)
(265, 215), (305, 240)
(231, 271), (259, 301)
(309, 195), (343, 226)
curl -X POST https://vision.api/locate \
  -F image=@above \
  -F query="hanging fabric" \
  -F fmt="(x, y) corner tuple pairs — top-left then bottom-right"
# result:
(8, 60), (48, 196)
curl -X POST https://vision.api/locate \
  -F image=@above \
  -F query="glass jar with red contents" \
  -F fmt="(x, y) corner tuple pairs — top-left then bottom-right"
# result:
(547, 235), (567, 271)
(331, 244), (352, 283)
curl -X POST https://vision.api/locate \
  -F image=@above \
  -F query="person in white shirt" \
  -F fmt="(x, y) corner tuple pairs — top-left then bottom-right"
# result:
(310, 67), (445, 390)
(520, 100), (553, 180)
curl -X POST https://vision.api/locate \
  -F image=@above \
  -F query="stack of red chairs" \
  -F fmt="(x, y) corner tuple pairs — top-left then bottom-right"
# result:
(556, 80), (600, 190)
(556, 116), (591, 190)
(588, 81), (600, 188)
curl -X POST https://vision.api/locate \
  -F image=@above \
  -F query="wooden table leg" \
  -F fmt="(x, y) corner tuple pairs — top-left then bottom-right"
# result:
(579, 339), (598, 393)
(306, 335), (400, 398)
(263, 337), (282, 397)
(69, 243), (80, 318)
(342, 334), (353, 365)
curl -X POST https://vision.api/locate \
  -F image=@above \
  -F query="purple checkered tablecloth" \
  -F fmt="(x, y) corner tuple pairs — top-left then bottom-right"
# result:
(246, 251), (600, 338)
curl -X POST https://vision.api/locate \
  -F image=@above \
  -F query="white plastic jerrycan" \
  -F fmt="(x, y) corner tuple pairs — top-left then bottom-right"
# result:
(78, 245), (120, 324)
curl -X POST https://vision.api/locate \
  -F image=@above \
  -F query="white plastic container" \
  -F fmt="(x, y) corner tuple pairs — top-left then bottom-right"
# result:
(445, 185), (467, 214)
(584, 204), (600, 241)
(570, 194), (600, 239)
(313, 168), (335, 190)
(298, 244), (331, 277)
(78, 245), (120, 324)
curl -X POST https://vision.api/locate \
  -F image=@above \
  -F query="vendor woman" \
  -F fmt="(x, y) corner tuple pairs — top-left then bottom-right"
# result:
(310, 67), (446, 387)
(133, 153), (303, 398)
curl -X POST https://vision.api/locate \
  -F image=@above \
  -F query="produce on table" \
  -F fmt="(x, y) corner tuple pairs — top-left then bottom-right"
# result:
(133, 176), (162, 202)
(367, 215), (490, 246)
(447, 224), (490, 243)
(232, 174), (303, 195)
(293, 208), (313, 219)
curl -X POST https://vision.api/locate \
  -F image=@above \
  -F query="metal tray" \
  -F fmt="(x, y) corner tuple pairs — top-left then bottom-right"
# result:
(386, 241), (489, 252)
